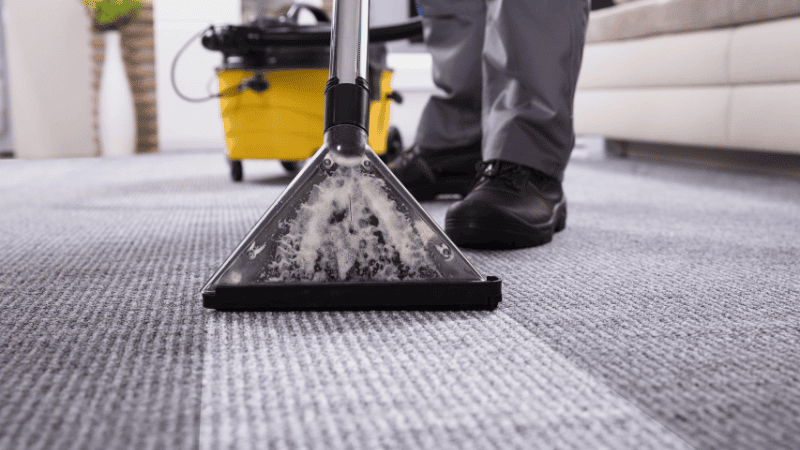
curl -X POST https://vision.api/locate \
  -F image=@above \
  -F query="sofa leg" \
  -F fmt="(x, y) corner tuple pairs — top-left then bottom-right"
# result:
(606, 139), (630, 158)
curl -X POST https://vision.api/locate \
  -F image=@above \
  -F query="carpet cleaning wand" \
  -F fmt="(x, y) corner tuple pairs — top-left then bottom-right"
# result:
(201, 0), (502, 310)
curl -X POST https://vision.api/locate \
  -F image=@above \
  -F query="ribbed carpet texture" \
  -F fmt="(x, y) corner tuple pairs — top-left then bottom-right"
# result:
(1, 150), (799, 450)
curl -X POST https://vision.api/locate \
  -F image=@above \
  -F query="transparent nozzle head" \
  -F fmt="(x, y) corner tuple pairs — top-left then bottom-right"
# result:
(203, 125), (484, 294)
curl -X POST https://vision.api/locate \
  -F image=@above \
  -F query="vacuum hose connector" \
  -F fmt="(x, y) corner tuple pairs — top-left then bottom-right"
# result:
(324, 0), (370, 133)
(324, 77), (370, 132)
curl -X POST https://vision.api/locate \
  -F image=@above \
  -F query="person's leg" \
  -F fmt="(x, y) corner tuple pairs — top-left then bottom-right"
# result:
(414, 0), (485, 149)
(388, 0), (485, 200)
(481, 0), (589, 181)
(445, 0), (590, 249)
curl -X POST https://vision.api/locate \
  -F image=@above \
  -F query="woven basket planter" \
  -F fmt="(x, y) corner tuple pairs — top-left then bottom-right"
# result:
(91, 2), (157, 155)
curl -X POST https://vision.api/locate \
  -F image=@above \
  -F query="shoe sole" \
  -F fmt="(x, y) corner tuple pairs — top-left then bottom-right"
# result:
(445, 200), (567, 249)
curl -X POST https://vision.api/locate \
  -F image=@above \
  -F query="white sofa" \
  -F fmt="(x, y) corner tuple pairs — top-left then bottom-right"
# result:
(574, 0), (800, 155)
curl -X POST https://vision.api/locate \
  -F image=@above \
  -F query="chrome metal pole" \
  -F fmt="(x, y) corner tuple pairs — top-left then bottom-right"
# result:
(329, 0), (369, 83)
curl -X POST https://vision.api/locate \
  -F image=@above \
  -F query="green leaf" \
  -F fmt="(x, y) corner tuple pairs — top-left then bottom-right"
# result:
(83, 0), (143, 26)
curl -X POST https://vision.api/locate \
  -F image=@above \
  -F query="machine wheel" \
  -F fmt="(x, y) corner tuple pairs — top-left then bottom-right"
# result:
(382, 126), (403, 163)
(229, 159), (243, 182)
(281, 160), (305, 173)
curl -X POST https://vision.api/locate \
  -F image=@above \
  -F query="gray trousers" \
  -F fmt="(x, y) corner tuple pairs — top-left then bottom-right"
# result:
(414, 0), (589, 180)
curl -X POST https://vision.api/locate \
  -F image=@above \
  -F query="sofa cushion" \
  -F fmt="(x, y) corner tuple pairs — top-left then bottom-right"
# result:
(574, 87), (730, 147)
(577, 28), (730, 88)
(578, 14), (800, 88)
(588, 0), (800, 42)
(729, 15), (800, 83)
(574, 83), (800, 153)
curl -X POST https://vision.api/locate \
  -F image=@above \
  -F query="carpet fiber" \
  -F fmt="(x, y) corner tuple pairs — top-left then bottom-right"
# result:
(1, 151), (798, 449)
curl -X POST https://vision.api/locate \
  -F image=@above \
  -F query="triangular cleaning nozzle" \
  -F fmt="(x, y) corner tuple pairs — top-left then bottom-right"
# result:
(202, 125), (501, 310)
(201, 0), (500, 309)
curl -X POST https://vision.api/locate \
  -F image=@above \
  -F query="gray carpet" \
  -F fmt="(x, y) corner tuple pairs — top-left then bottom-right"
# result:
(1, 150), (799, 450)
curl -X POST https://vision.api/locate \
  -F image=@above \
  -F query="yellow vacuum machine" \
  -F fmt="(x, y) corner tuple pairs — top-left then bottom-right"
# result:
(173, 3), (416, 180)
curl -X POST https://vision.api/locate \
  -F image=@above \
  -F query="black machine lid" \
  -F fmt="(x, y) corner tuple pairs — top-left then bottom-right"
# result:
(201, 4), (423, 71)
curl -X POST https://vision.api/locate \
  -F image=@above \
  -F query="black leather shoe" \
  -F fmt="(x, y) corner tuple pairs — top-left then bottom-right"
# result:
(388, 141), (482, 201)
(444, 160), (567, 249)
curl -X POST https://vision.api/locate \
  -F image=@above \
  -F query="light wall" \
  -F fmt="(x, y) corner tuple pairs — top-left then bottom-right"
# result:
(154, 0), (242, 152)
(4, 0), (94, 159)
(0, 0), (13, 155)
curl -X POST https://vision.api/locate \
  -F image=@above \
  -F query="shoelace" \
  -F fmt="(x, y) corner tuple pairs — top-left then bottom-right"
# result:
(470, 160), (529, 191)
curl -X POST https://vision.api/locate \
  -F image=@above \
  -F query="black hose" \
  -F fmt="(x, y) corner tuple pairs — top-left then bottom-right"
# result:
(201, 18), (424, 50)
(171, 25), (222, 103)
(174, 18), (425, 103)
(369, 18), (424, 43)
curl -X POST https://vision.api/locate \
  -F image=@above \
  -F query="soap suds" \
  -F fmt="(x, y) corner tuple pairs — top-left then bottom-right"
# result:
(262, 166), (441, 282)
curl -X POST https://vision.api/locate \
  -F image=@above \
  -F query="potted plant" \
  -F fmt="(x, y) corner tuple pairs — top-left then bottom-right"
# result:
(83, 0), (143, 31)
(82, 0), (144, 157)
